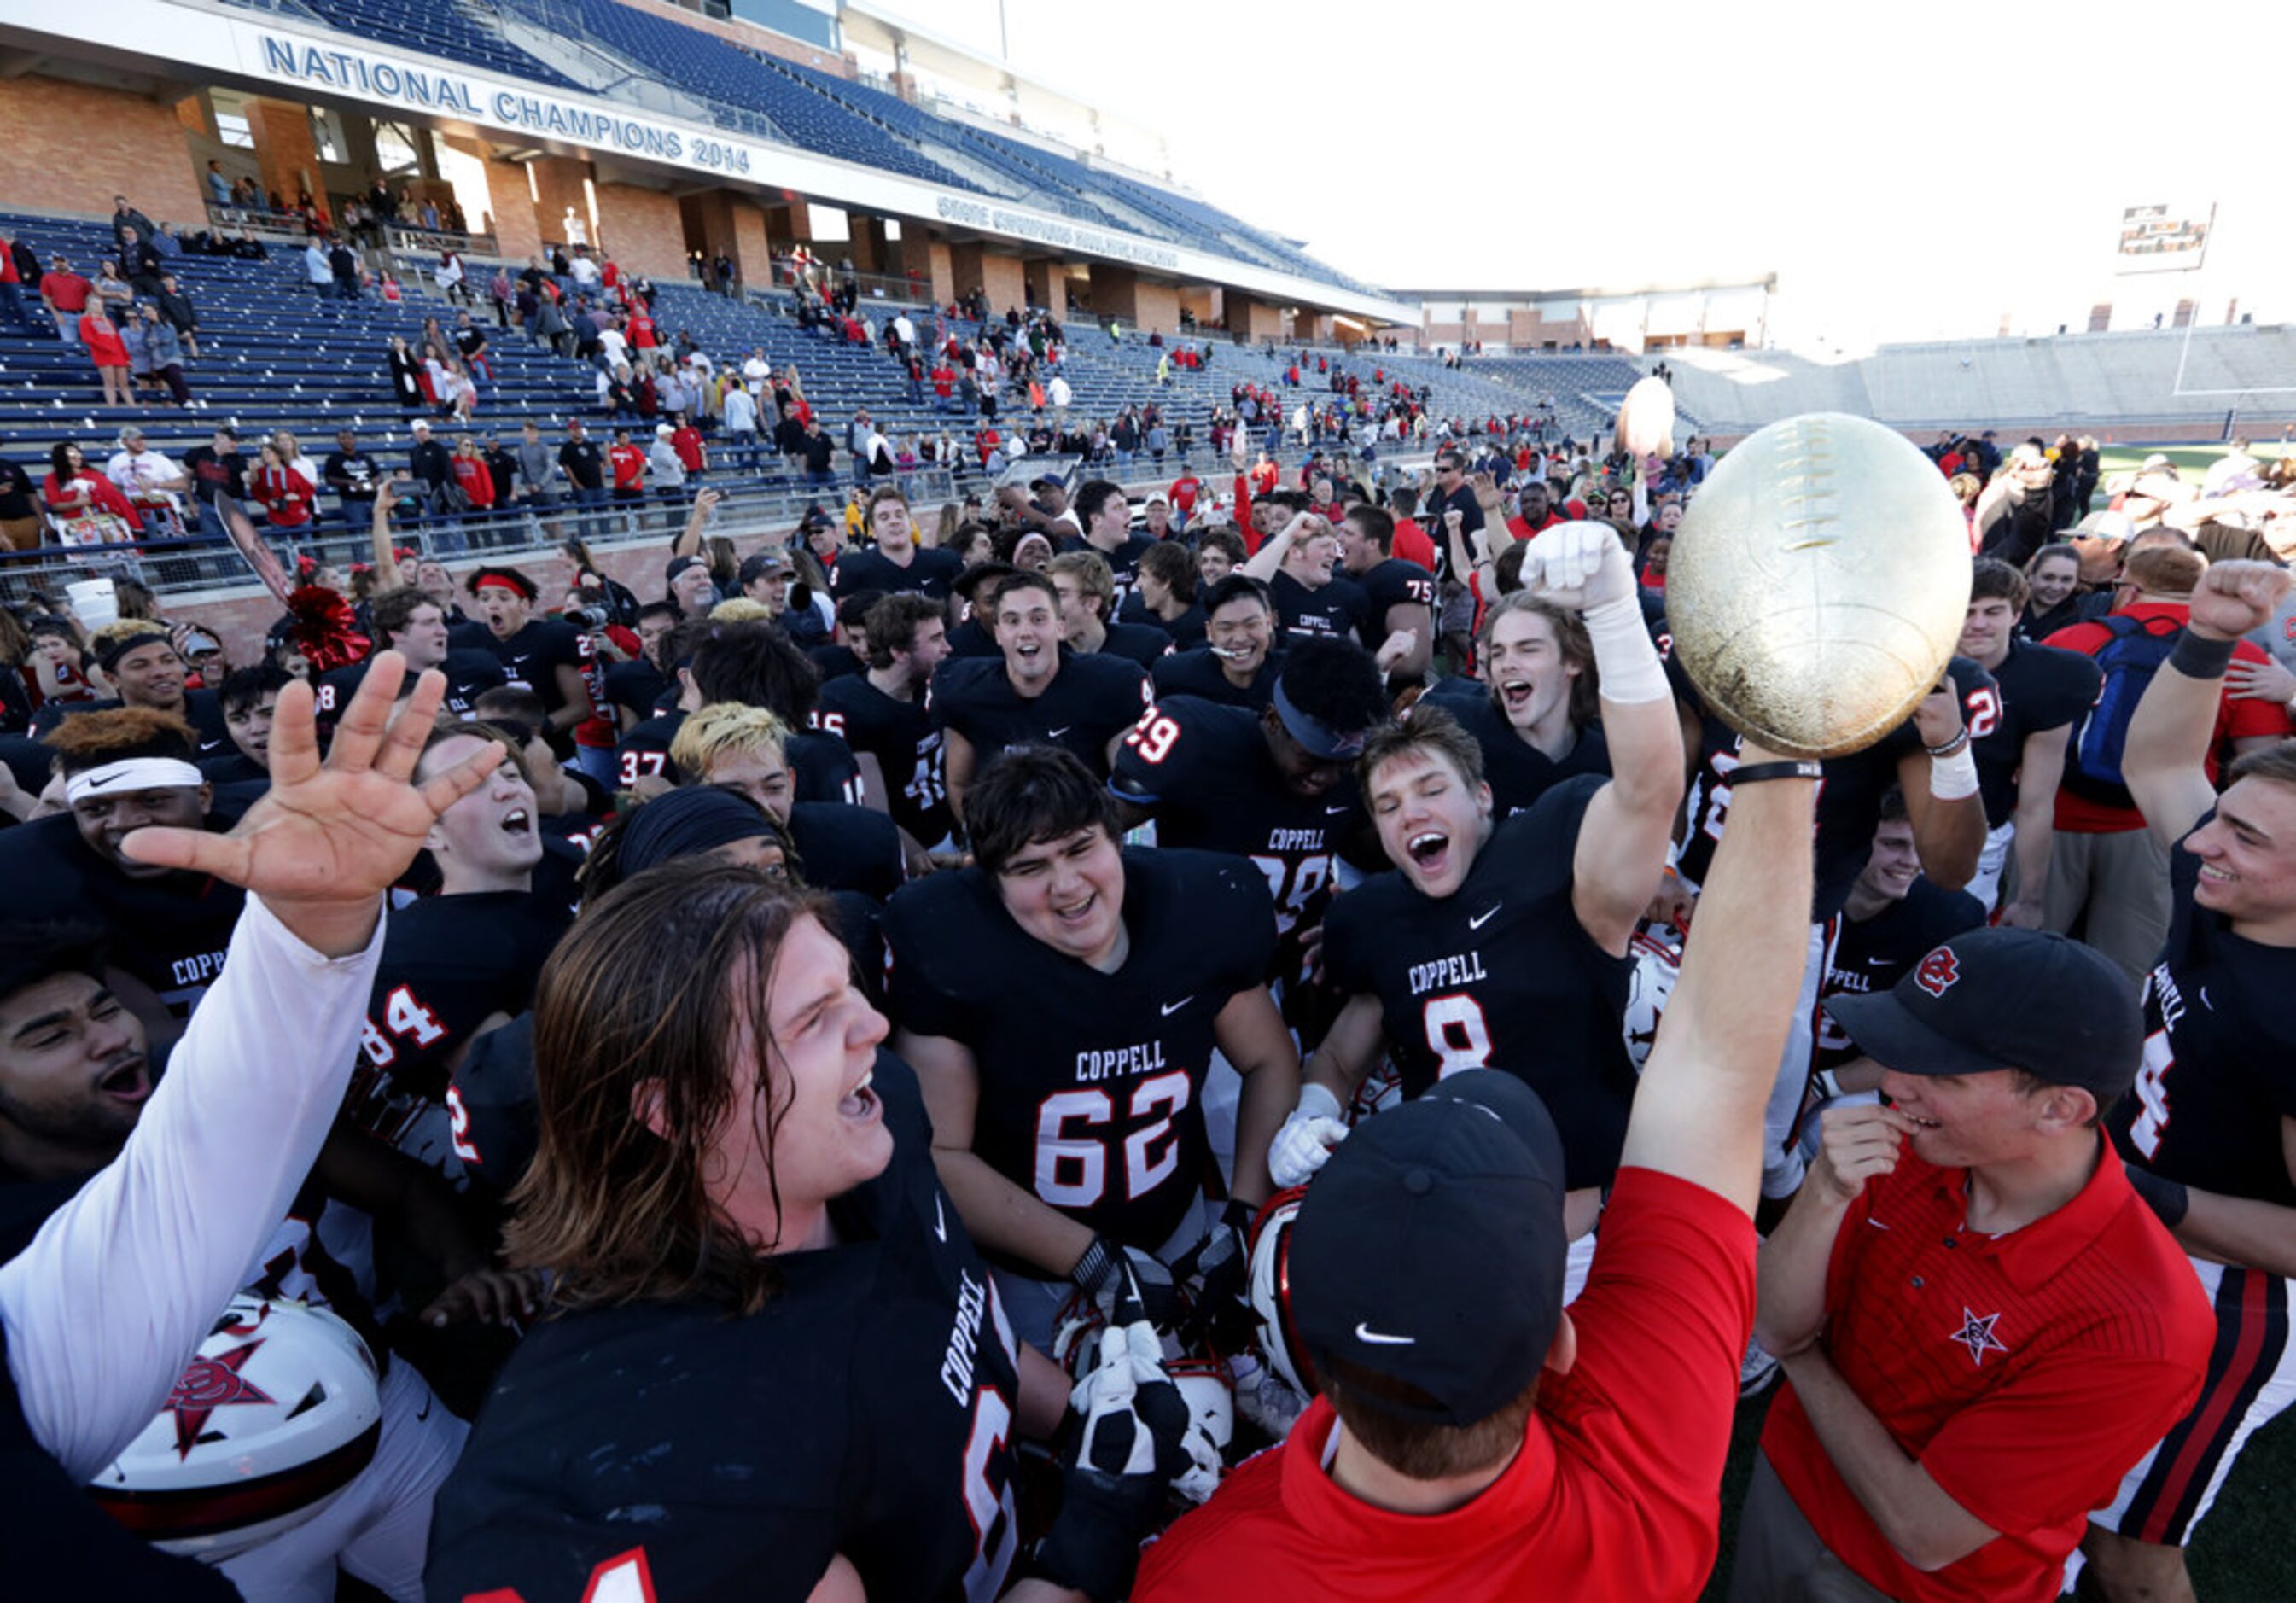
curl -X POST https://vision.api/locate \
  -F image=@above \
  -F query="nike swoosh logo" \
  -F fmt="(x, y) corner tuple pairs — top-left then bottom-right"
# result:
(1355, 1322), (1416, 1346)
(1046, 726), (1072, 738)
(80, 771), (125, 790)
(933, 1195), (947, 1244)
(1468, 905), (1501, 930)
(1326, 803), (1350, 815)
(415, 1396), (434, 1423)
(1161, 996), (1193, 1017)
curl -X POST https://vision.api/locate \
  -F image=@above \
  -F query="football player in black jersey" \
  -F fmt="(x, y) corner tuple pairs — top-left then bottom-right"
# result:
(200, 664), (286, 785)
(0, 708), (246, 1024)
(1958, 557), (2103, 924)
(432, 862), (1194, 1603)
(2086, 559), (2296, 1600)
(1275, 523), (1684, 1286)
(819, 592), (955, 849)
(1122, 540), (1208, 650)
(1421, 592), (1611, 818)
(347, 724), (569, 1176)
(1060, 481), (1156, 605)
(1151, 574), (1284, 711)
(1111, 635), (1385, 968)
(932, 572), (1152, 825)
(1048, 551), (1174, 668)
(1244, 510), (1372, 645)
(1809, 790), (1985, 1089)
(319, 586), (508, 728)
(830, 486), (966, 603)
(668, 703), (905, 901)
(32, 622), (232, 759)
(884, 746), (1300, 1353)
(464, 565), (596, 741)
(1336, 504), (1436, 679)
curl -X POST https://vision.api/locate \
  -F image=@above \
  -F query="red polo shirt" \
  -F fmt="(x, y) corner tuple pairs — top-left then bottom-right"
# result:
(2043, 600), (2289, 833)
(1390, 516), (1435, 573)
(1135, 1166), (1754, 1602)
(608, 443), (646, 492)
(1760, 1140), (2212, 1603)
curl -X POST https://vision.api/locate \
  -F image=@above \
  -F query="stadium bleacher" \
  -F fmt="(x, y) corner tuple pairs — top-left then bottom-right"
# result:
(219, 0), (581, 89)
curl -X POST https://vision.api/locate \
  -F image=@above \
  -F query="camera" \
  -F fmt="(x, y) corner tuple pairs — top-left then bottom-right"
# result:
(571, 605), (612, 631)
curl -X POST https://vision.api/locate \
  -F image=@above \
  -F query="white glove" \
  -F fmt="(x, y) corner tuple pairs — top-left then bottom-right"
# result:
(1522, 520), (1636, 613)
(1269, 1084), (1349, 1189)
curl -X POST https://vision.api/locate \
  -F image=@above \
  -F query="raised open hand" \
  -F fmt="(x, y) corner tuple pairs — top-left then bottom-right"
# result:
(119, 651), (502, 953)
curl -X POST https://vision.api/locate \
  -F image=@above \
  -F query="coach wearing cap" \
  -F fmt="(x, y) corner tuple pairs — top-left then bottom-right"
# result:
(1739, 928), (2213, 1601)
(1139, 742), (1824, 1600)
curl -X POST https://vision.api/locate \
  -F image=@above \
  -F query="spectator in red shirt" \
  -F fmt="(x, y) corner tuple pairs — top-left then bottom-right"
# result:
(1745, 929), (2212, 1603)
(1386, 487), (1436, 572)
(450, 436), (497, 514)
(1168, 469), (1203, 527)
(249, 440), (315, 528)
(37, 254), (92, 348)
(2040, 541), (2291, 981)
(608, 428), (647, 505)
(0, 231), (28, 334)
(79, 309), (132, 407)
(669, 416), (706, 478)
(42, 441), (139, 528)
(627, 307), (657, 351)
(1138, 724), (1821, 1602)
(1506, 480), (1565, 545)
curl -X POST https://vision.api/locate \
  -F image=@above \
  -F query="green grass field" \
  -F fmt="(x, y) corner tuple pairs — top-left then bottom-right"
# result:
(1692, 1355), (2296, 1600)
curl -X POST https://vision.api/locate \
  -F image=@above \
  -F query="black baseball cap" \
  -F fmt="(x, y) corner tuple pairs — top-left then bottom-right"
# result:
(1288, 1070), (1566, 1426)
(737, 550), (792, 585)
(1827, 927), (2142, 1100)
(664, 554), (708, 584)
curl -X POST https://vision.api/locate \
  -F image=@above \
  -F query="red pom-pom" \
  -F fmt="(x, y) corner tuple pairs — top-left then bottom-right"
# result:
(286, 585), (370, 673)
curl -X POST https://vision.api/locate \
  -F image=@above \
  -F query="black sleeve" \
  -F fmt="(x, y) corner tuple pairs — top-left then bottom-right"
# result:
(2030, 647), (2104, 731)
(1320, 879), (1382, 997)
(880, 877), (976, 1040)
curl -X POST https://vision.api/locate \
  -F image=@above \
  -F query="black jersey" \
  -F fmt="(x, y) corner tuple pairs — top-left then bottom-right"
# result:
(318, 648), (507, 728)
(809, 641), (871, 682)
(1678, 654), (1998, 921)
(1093, 621), (1175, 669)
(485, 618), (588, 718)
(818, 674), (953, 847)
(2112, 822), (2296, 1205)
(345, 889), (571, 1175)
(1814, 880), (1986, 1070)
(196, 749), (266, 786)
(1353, 557), (1436, 632)
(0, 813), (247, 1018)
(1151, 647), (1281, 711)
(1110, 696), (1360, 944)
(616, 708), (862, 806)
(832, 545), (964, 603)
(33, 689), (231, 758)
(929, 651), (1151, 778)
(1119, 597), (1207, 652)
(1267, 570), (1371, 644)
(883, 848), (1274, 1256)
(428, 1055), (1023, 1603)
(1321, 777), (1635, 1190)
(1420, 679), (1611, 819)
(602, 657), (669, 724)
(1060, 532), (1156, 603)
(1971, 638), (2101, 827)
(790, 802), (906, 902)
(941, 615), (1000, 660)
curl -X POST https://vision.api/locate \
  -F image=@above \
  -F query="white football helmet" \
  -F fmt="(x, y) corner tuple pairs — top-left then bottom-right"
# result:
(1623, 925), (1683, 1073)
(1244, 1186), (1317, 1399)
(88, 1296), (382, 1561)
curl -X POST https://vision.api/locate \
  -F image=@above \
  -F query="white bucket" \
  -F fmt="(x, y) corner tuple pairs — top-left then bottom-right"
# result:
(67, 578), (118, 632)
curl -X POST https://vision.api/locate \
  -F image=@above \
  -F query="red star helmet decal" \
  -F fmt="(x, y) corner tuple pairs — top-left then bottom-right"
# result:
(164, 1338), (274, 1459)
(1914, 947), (1961, 998)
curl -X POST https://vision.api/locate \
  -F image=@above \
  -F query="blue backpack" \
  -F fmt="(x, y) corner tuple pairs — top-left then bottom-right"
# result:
(2062, 613), (2183, 809)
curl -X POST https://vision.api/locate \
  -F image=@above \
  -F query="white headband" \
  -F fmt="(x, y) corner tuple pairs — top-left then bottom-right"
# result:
(65, 757), (207, 803)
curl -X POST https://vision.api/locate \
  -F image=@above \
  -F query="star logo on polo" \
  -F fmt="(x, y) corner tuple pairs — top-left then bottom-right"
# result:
(1948, 1307), (2008, 1367)
(164, 1337), (275, 1457)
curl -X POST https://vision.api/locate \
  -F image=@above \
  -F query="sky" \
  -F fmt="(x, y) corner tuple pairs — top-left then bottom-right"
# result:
(890, 0), (2292, 350)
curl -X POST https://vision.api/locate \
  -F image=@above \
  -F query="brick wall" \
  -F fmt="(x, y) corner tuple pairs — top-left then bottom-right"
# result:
(593, 184), (689, 280)
(0, 75), (206, 230)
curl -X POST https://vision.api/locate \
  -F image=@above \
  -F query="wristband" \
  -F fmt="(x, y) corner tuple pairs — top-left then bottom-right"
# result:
(2124, 1163), (2190, 1230)
(2167, 630), (2237, 681)
(1925, 729), (1971, 759)
(1582, 592), (1669, 705)
(1928, 744), (1979, 802)
(1069, 1235), (1114, 1295)
(1731, 760), (1822, 785)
